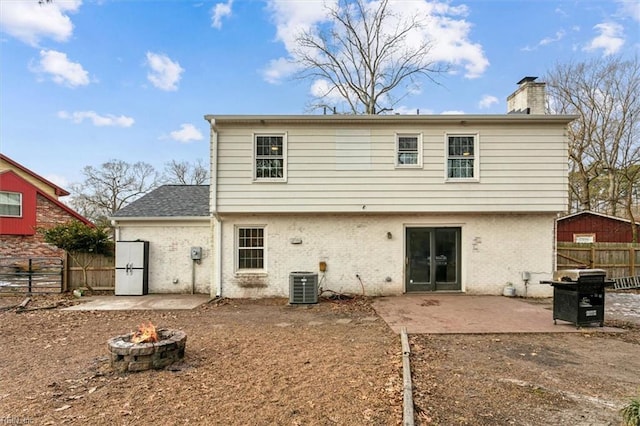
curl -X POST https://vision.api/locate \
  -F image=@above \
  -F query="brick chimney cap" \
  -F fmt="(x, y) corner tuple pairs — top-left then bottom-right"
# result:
(517, 76), (538, 85)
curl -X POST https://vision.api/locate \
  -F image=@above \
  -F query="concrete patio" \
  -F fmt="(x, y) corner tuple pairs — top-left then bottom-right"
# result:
(371, 294), (625, 334)
(63, 294), (210, 311)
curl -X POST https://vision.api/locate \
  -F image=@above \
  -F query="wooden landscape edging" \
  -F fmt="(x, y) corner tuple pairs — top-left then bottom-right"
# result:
(401, 327), (415, 426)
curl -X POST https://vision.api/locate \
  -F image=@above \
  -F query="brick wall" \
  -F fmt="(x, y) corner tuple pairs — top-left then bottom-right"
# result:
(507, 80), (546, 114)
(218, 212), (556, 299)
(117, 221), (211, 294)
(0, 194), (74, 258)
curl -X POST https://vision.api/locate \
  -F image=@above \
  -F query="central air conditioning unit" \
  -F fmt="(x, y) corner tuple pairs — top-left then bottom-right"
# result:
(289, 272), (318, 304)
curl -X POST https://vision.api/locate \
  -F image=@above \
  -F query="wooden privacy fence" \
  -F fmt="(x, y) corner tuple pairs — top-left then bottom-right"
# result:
(557, 242), (640, 279)
(65, 252), (115, 291)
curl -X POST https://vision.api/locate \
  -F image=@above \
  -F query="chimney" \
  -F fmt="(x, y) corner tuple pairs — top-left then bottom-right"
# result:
(507, 76), (546, 114)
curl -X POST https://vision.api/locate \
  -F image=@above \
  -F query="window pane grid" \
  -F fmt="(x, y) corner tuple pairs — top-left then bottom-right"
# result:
(447, 136), (475, 178)
(448, 159), (474, 178)
(397, 136), (419, 166)
(256, 135), (284, 179)
(238, 227), (264, 269)
(448, 136), (474, 157)
(0, 192), (21, 217)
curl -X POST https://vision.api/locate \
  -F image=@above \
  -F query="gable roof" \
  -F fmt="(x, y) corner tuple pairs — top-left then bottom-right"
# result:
(111, 185), (210, 219)
(0, 170), (93, 227)
(558, 210), (640, 225)
(0, 154), (70, 197)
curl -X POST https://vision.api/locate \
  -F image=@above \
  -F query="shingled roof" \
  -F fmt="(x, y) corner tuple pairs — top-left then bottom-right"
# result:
(112, 185), (209, 218)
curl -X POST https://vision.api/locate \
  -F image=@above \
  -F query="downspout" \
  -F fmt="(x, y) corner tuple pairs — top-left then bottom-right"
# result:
(213, 213), (222, 298)
(207, 117), (223, 298)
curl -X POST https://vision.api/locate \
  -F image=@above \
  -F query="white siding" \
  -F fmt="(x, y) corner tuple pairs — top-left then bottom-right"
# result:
(217, 212), (555, 299)
(116, 220), (211, 294)
(212, 119), (569, 214)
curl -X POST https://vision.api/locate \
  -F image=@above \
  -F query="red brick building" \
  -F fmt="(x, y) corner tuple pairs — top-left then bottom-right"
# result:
(0, 154), (93, 258)
(556, 211), (639, 243)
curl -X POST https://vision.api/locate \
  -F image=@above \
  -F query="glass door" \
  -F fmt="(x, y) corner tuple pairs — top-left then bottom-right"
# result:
(406, 227), (461, 292)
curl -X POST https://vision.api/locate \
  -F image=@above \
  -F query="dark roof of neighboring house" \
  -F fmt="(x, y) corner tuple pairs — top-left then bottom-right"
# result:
(112, 185), (210, 218)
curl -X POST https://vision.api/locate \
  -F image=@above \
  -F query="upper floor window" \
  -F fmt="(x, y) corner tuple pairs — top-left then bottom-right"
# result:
(0, 191), (22, 217)
(446, 135), (478, 180)
(255, 134), (287, 181)
(396, 134), (422, 168)
(237, 226), (265, 270)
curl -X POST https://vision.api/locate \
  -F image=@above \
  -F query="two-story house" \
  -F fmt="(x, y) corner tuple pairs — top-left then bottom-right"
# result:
(203, 78), (575, 299)
(0, 154), (93, 259)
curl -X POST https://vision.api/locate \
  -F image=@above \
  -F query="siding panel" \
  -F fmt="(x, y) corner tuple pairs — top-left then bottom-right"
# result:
(212, 118), (570, 213)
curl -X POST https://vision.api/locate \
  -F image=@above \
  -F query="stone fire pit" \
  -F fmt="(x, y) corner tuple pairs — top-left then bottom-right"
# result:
(107, 328), (187, 373)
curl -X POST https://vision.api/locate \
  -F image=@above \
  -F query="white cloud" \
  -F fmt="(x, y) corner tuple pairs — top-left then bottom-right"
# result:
(0, 0), (81, 46)
(145, 52), (184, 91)
(478, 95), (498, 109)
(584, 22), (625, 56)
(263, 57), (299, 85)
(58, 110), (134, 127)
(211, 0), (233, 29)
(169, 124), (204, 143)
(616, 0), (640, 22)
(32, 49), (90, 87)
(539, 30), (566, 47)
(44, 174), (69, 189)
(441, 110), (465, 115)
(263, 0), (489, 83)
(390, 106), (434, 115)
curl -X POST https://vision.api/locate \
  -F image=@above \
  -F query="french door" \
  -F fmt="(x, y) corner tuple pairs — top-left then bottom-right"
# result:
(405, 227), (461, 292)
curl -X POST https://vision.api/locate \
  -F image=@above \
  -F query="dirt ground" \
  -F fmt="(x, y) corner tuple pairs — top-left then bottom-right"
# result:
(0, 292), (639, 426)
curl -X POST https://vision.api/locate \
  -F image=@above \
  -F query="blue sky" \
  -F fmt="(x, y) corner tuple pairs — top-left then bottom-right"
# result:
(1, 0), (638, 188)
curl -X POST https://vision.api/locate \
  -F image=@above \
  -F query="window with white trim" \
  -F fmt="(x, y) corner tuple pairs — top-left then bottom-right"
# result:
(255, 134), (286, 181)
(446, 135), (477, 179)
(0, 191), (22, 217)
(237, 227), (265, 270)
(396, 134), (422, 167)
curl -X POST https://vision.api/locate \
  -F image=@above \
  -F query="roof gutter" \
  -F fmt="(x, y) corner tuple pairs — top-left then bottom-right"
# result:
(109, 216), (209, 222)
(203, 114), (579, 126)
(205, 116), (223, 298)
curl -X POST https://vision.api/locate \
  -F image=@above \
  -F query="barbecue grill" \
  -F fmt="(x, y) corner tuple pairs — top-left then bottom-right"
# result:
(541, 269), (614, 328)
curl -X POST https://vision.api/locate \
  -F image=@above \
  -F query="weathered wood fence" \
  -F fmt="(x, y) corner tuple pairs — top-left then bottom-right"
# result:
(65, 252), (115, 291)
(557, 242), (640, 278)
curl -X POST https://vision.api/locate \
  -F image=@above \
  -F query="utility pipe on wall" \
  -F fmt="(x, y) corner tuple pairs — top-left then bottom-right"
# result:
(191, 259), (196, 295)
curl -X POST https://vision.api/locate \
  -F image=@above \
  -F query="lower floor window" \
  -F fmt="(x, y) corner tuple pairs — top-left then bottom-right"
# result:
(238, 227), (264, 269)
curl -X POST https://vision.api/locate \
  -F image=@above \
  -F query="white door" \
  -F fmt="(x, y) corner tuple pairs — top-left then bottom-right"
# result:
(115, 268), (145, 295)
(116, 241), (145, 269)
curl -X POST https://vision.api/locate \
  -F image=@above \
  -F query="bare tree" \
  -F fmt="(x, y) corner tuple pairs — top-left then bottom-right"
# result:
(294, 0), (445, 114)
(546, 56), (640, 225)
(69, 160), (161, 222)
(163, 159), (209, 185)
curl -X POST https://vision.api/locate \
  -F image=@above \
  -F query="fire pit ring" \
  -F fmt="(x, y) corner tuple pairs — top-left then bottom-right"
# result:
(107, 328), (186, 373)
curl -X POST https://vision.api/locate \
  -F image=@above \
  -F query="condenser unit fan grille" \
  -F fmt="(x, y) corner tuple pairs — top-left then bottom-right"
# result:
(289, 272), (318, 304)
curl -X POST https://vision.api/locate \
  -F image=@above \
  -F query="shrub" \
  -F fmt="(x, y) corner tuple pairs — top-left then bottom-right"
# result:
(622, 392), (640, 426)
